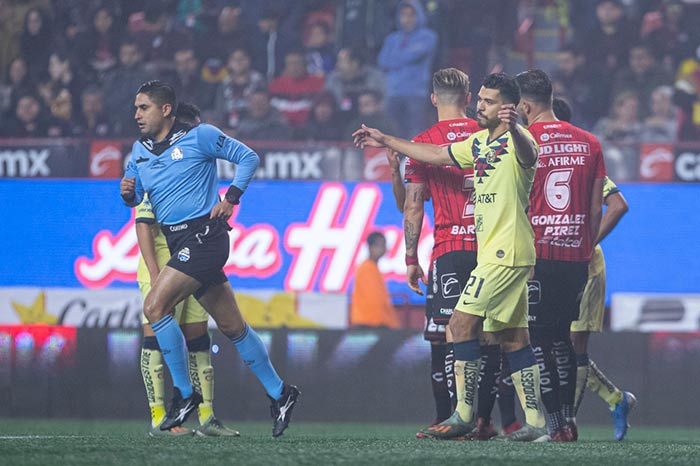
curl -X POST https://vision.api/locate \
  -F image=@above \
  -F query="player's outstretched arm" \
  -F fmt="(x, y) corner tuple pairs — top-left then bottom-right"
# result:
(387, 149), (406, 212)
(135, 221), (160, 284)
(499, 104), (537, 168)
(404, 183), (427, 295)
(353, 124), (452, 166)
(596, 191), (629, 244)
(589, 177), (605, 248)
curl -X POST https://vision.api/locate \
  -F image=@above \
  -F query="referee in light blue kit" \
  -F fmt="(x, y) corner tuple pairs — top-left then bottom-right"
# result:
(120, 81), (299, 437)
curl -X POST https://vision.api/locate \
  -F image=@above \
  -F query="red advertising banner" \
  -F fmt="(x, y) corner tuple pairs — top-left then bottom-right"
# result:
(639, 143), (674, 182)
(89, 141), (124, 178)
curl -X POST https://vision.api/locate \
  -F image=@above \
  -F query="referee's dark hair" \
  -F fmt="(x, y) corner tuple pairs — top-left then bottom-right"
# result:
(482, 73), (520, 105)
(515, 69), (553, 106)
(137, 80), (177, 117)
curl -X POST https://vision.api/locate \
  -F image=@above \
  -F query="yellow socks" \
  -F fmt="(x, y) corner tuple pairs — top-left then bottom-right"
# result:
(511, 363), (546, 428)
(189, 351), (215, 424)
(587, 360), (623, 409)
(140, 348), (165, 427)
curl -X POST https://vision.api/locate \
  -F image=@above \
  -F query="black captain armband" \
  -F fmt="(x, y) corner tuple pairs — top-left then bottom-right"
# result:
(224, 185), (244, 205)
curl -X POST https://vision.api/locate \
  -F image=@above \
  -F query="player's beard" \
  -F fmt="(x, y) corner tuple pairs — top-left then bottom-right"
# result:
(477, 113), (498, 130)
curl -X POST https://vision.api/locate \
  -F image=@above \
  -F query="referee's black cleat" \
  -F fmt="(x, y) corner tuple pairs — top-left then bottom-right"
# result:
(160, 388), (203, 431)
(269, 384), (300, 438)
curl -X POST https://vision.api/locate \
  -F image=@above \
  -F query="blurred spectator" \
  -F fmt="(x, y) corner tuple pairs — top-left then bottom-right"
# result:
(1, 93), (47, 137)
(102, 40), (152, 136)
(297, 91), (344, 141)
(236, 87), (292, 140)
(45, 87), (75, 136)
(324, 47), (385, 119)
(336, 0), (395, 58)
(171, 47), (216, 109)
(73, 7), (121, 75)
(20, 7), (54, 81)
(304, 21), (335, 77)
(195, 5), (250, 71)
(641, 0), (700, 70)
(132, 4), (191, 70)
(0, 0), (20, 79)
(552, 45), (609, 129)
(214, 47), (266, 131)
(37, 52), (84, 114)
(0, 57), (34, 117)
(268, 50), (324, 129)
(350, 231), (400, 329)
(593, 91), (644, 144)
(673, 53), (700, 141)
(611, 43), (673, 118)
(642, 85), (678, 142)
(73, 86), (113, 137)
(377, 0), (437, 139)
(579, 0), (635, 77)
(593, 91), (644, 182)
(249, 7), (299, 80)
(344, 89), (399, 137)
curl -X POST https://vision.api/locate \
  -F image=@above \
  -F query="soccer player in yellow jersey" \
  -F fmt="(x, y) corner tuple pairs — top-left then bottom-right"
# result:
(136, 103), (238, 437)
(571, 176), (636, 440)
(354, 73), (548, 441)
(552, 98), (637, 440)
(137, 194), (239, 437)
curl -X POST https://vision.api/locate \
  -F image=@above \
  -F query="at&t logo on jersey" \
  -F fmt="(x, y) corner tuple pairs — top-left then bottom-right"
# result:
(178, 247), (190, 262)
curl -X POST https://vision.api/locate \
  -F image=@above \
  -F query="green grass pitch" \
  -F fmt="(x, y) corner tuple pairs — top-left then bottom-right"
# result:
(1, 420), (699, 466)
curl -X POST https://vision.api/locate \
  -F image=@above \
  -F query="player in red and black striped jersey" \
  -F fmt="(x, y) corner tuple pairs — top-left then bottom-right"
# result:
(386, 69), (520, 440)
(515, 70), (606, 442)
(402, 69), (480, 438)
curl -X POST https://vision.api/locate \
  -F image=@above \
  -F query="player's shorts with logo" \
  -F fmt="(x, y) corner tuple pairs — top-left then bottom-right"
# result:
(528, 259), (589, 329)
(424, 250), (478, 341)
(571, 245), (606, 332)
(139, 280), (209, 325)
(454, 262), (531, 332)
(162, 215), (231, 298)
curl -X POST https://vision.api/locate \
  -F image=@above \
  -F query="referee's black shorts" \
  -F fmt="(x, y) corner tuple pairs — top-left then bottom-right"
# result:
(161, 215), (231, 298)
(527, 259), (588, 330)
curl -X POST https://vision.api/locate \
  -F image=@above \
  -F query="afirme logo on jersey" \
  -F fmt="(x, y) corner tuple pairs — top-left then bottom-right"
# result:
(674, 151), (700, 182)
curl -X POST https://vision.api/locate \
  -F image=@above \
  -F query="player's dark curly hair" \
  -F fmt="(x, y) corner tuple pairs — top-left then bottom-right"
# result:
(482, 73), (520, 105)
(515, 69), (553, 106)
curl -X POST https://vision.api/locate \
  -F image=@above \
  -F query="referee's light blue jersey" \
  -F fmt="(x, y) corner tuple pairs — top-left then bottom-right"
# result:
(124, 122), (259, 225)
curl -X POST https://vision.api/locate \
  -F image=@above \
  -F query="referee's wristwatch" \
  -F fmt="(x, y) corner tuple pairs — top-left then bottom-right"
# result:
(224, 185), (243, 205)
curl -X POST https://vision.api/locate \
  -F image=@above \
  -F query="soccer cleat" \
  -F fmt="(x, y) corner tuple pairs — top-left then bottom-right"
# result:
(269, 384), (300, 438)
(464, 417), (498, 441)
(611, 391), (637, 441)
(419, 411), (474, 440)
(566, 421), (578, 441)
(196, 416), (241, 437)
(551, 426), (575, 442)
(501, 421), (523, 435)
(492, 424), (550, 442)
(148, 424), (194, 438)
(416, 420), (441, 439)
(160, 388), (203, 431)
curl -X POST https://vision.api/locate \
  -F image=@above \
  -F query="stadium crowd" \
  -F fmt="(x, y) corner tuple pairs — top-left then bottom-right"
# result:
(0, 0), (698, 144)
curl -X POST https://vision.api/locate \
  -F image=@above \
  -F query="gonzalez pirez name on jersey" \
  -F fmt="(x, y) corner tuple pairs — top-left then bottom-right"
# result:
(529, 121), (606, 261)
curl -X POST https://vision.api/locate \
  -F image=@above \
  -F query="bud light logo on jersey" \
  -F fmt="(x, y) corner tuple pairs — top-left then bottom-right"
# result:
(178, 247), (190, 262)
